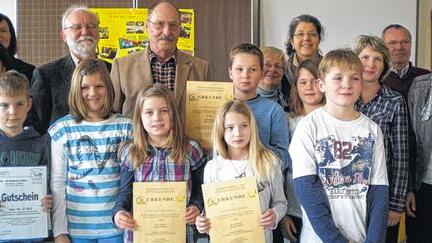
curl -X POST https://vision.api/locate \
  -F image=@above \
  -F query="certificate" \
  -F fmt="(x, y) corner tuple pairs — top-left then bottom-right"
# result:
(202, 177), (264, 243)
(0, 166), (48, 241)
(133, 181), (187, 243)
(186, 81), (233, 148)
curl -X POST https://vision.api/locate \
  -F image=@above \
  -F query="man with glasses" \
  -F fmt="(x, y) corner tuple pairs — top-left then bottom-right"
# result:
(30, 5), (111, 134)
(382, 24), (430, 98)
(382, 24), (430, 243)
(110, 0), (209, 120)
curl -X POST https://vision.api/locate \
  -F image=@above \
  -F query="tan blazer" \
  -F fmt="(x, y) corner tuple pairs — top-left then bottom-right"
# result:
(110, 48), (209, 119)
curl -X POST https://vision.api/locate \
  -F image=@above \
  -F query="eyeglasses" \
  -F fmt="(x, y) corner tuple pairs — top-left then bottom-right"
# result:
(264, 63), (284, 70)
(293, 31), (319, 39)
(148, 20), (180, 31)
(0, 27), (10, 34)
(386, 40), (411, 47)
(63, 23), (98, 31)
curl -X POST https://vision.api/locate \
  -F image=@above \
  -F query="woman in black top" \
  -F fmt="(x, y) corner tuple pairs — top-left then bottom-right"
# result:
(0, 13), (35, 82)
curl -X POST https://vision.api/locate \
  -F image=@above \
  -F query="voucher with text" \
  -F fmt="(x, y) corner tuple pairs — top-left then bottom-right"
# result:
(0, 166), (48, 241)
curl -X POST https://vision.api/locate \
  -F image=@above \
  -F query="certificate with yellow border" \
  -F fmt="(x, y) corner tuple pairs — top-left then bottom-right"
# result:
(133, 181), (186, 243)
(186, 81), (233, 148)
(202, 177), (264, 243)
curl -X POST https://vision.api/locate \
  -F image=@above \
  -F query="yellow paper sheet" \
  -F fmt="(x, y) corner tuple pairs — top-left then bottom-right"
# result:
(185, 81), (233, 148)
(202, 177), (265, 243)
(133, 181), (186, 243)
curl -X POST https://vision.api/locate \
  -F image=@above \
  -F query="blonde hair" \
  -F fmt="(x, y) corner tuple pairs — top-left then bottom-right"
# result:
(0, 70), (30, 98)
(212, 100), (277, 183)
(68, 59), (114, 122)
(261, 46), (287, 69)
(353, 35), (391, 82)
(122, 84), (188, 169)
(318, 48), (363, 80)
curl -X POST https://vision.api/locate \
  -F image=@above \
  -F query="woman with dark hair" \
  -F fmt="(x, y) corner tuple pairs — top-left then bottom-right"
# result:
(0, 13), (35, 81)
(281, 14), (324, 106)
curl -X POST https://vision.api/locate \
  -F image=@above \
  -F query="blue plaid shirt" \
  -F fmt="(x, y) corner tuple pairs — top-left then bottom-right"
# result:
(356, 85), (409, 212)
(113, 140), (206, 243)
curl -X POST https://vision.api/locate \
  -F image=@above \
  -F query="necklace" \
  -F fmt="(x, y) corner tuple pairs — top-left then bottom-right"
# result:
(229, 159), (248, 179)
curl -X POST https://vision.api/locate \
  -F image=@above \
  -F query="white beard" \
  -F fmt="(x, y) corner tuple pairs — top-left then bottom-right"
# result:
(66, 36), (97, 59)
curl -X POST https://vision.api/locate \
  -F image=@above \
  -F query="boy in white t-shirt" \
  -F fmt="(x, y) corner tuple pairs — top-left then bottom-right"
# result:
(289, 49), (389, 242)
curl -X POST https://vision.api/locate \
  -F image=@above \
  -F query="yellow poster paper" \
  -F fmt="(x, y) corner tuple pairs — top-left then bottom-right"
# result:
(91, 8), (195, 63)
(133, 181), (186, 243)
(185, 81), (233, 148)
(202, 177), (265, 243)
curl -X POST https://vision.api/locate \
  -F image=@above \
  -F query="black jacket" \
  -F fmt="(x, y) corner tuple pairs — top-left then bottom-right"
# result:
(30, 54), (111, 134)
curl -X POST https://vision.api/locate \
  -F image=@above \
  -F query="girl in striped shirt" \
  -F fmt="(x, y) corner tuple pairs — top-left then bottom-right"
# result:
(113, 84), (206, 243)
(49, 59), (132, 243)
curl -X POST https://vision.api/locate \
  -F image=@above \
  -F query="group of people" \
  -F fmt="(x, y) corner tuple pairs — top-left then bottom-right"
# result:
(0, 0), (431, 243)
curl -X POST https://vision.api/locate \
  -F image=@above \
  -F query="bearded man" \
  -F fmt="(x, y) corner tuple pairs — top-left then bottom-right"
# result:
(30, 5), (110, 134)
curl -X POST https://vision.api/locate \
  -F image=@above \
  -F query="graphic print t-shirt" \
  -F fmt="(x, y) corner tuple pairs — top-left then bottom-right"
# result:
(290, 107), (388, 243)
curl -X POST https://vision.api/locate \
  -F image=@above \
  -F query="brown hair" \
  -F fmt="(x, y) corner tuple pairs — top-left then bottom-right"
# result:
(353, 35), (391, 82)
(318, 48), (363, 80)
(121, 84), (188, 169)
(229, 43), (264, 69)
(68, 59), (114, 122)
(212, 100), (277, 183)
(0, 70), (30, 98)
(290, 59), (323, 117)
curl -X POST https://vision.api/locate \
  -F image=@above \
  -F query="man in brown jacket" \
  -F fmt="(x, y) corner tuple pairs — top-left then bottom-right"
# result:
(111, 1), (209, 119)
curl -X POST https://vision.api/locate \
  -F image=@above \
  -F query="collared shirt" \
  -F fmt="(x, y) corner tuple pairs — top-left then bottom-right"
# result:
(408, 73), (432, 190)
(355, 86), (409, 212)
(391, 63), (410, 78)
(148, 49), (177, 91)
(115, 140), (205, 243)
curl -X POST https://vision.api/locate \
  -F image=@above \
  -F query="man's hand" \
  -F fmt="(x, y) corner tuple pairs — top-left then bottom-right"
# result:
(405, 192), (416, 217)
(279, 215), (298, 242)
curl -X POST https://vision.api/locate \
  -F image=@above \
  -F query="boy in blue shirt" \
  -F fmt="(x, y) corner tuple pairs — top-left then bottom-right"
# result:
(228, 43), (290, 170)
(0, 70), (52, 242)
(228, 43), (290, 242)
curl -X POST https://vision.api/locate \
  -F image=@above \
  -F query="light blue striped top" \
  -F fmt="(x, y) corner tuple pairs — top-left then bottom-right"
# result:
(49, 114), (132, 239)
